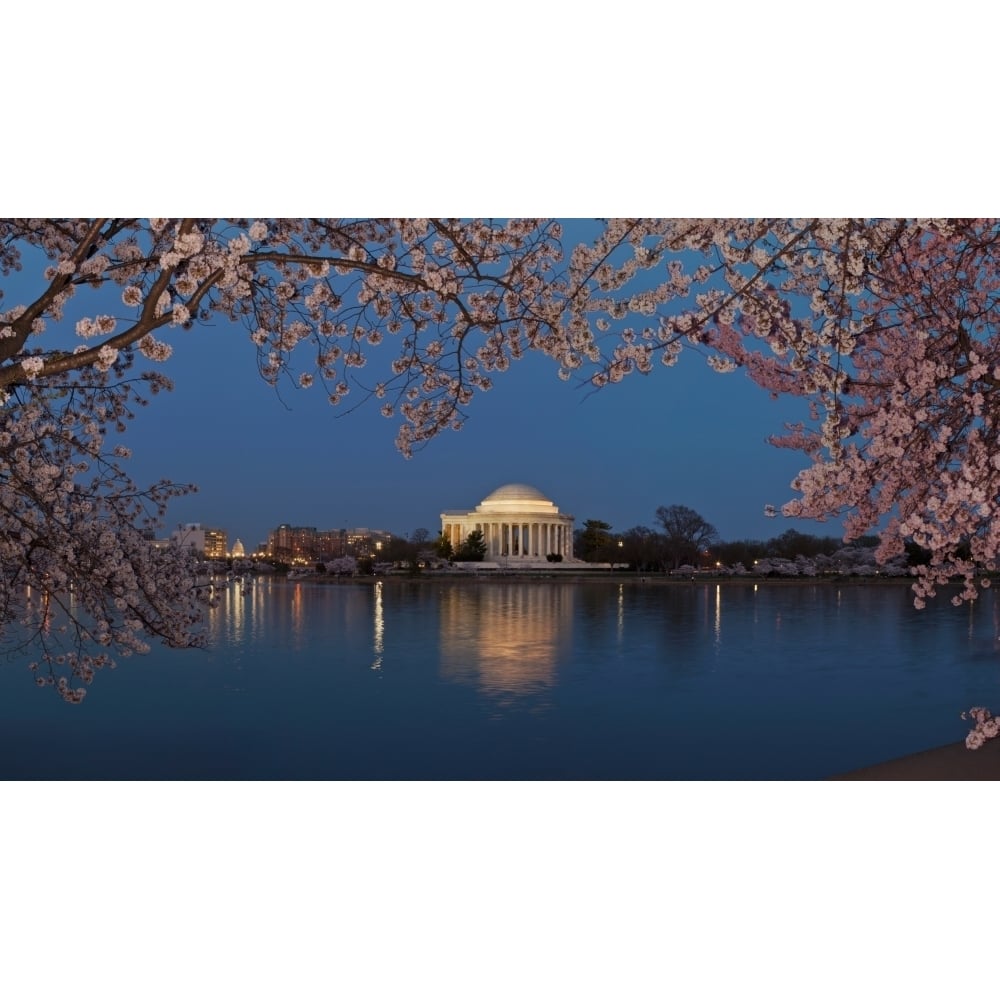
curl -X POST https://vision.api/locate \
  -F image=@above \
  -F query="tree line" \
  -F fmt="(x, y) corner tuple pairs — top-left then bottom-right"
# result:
(575, 505), (887, 573)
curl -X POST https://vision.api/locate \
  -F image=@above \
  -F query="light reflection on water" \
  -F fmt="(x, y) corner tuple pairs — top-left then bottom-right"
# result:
(372, 581), (384, 672)
(714, 584), (721, 649)
(3, 578), (1000, 779)
(438, 584), (572, 702)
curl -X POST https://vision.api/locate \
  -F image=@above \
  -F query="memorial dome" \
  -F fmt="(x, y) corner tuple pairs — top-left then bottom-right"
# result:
(482, 483), (551, 505)
(477, 483), (558, 514)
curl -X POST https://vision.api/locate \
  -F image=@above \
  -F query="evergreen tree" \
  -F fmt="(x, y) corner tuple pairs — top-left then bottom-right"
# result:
(578, 519), (613, 561)
(455, 529), (487, 561)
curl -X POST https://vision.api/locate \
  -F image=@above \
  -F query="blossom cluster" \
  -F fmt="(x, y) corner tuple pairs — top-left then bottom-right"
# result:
(1, 342), (204, 698)
(962, 707), (1000, 749)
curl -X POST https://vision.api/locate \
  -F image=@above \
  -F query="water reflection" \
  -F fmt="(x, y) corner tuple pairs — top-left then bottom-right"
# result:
(206, 576), (257, 647)
(372, 581), (384, 671)
(291, 583), (305, 641)
(205, 576), (320, 650)
(438, 584), (573, 701)
(714, 584), (721, 648)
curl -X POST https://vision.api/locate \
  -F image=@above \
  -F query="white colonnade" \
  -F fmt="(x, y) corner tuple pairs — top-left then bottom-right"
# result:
(441, 518), (572, 559)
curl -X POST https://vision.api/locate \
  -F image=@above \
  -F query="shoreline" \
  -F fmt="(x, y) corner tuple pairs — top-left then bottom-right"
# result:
(286, 571), (922, 588)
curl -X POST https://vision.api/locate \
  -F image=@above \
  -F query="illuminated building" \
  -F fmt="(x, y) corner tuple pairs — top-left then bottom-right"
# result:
(345, 528), (393, 558)
(440, 483), (575, 561)
(171, 523), (228, 559)
(268, 524), (319, 564)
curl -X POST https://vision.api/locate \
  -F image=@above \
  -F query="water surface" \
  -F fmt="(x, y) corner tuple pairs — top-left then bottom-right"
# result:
(2, 578), (998, 779)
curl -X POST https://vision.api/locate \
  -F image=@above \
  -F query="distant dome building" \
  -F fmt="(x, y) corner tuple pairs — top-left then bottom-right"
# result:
(231, 538), (245, 558)
(441, 483), (575, 561)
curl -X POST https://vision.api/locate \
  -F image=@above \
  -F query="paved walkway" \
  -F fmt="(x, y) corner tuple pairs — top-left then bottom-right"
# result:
(833, 738), (1000, 780)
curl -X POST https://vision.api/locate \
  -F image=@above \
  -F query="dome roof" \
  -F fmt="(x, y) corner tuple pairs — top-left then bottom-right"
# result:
(475, 483), (561, 514)
(482, 483), (550, 504)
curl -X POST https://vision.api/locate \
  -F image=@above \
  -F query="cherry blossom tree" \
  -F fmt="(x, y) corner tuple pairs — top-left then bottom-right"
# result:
(325, 556), (358, 577)
(0, 218), (572, 698)
(538, 219), (1000, 613)
(5, 218), (1000, 707)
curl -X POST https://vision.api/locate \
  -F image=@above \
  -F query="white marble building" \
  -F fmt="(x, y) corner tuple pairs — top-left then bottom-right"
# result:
(441, 483), (575, 561)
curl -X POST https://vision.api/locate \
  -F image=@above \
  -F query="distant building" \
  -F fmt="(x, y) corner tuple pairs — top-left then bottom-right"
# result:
(203, 528), (227, 560)
(231, 538), (245, 558)
(171, 523), (228, 559)
(268, 525), (319, 564)
(315, 530), (346, 561)
(266, 525), (391, 563)
(441, 483), (574, 560)
(345, 528), (393, 558)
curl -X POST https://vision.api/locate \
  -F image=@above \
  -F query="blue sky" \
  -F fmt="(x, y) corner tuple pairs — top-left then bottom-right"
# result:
(118, 288), (829, 550)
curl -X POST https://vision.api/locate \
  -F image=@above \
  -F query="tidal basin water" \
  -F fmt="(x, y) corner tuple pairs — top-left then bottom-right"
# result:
(3, 577), (1000, 780)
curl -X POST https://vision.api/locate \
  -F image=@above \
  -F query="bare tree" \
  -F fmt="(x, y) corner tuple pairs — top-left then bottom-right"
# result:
(655, 505), (718, 570)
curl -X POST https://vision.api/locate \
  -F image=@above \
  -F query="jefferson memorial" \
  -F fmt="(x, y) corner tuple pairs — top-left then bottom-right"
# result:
(441, 483), (575, 561)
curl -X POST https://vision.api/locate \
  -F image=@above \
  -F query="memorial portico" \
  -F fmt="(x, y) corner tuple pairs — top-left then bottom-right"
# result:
(441, 483), (575, 561)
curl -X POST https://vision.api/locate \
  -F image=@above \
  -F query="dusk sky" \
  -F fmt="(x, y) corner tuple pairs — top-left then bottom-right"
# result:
(135, 306), (825, 551)
(5, 219), (839, 553)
